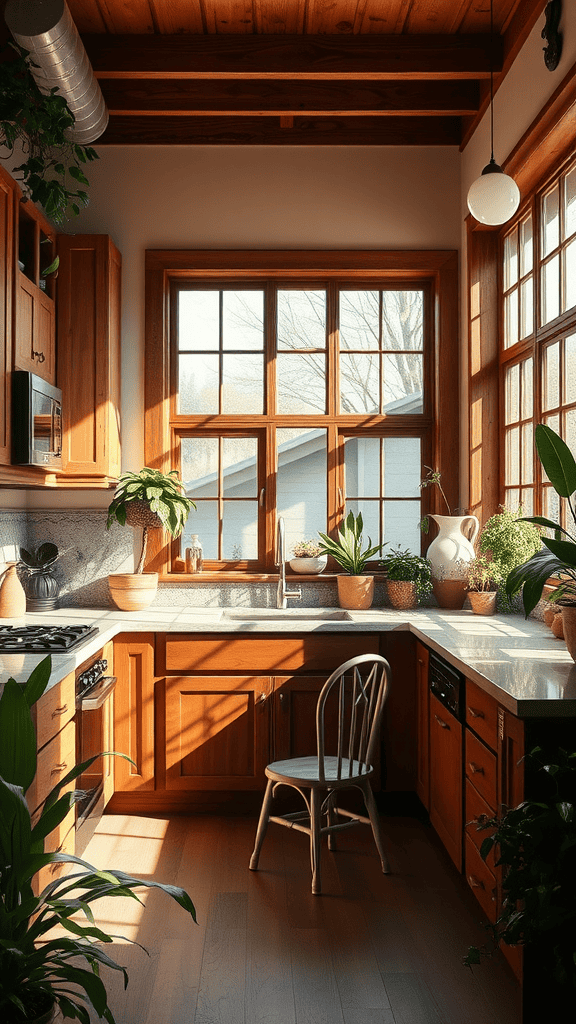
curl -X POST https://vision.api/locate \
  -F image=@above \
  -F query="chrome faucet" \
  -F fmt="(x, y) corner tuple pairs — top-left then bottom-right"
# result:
(276, 517), (302, 609)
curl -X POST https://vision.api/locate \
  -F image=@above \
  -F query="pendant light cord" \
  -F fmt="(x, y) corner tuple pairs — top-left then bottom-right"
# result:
(490, 0), (495, 163)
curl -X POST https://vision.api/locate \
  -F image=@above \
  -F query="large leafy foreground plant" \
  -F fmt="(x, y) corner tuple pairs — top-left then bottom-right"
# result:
(0, 657), (196, 1024)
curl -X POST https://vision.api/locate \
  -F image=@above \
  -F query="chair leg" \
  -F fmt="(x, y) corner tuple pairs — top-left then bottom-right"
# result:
(360, 778), (391, 874)
(310, 787), (323, 894)
(327, 791), (337, 852)
(249, 778), (274, 871)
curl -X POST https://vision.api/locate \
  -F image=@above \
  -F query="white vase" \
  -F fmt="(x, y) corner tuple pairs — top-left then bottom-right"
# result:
(288, 556), (328, 575)
(426, 514), (479, 610)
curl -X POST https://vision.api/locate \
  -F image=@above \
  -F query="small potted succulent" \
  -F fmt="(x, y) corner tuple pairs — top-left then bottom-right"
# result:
(107, 467), (195, 611)
(380, 547), (432, 610)
(19, 543), (60, 612)
(289, 539), (327, 575)
(466, 554), (503, 615)
(318, 511), (382, 609)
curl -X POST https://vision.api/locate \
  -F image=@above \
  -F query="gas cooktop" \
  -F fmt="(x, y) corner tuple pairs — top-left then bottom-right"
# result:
(0, 624), (99, 653)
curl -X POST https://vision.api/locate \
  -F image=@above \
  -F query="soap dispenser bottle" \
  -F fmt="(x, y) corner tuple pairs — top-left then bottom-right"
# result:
(186, 535), (203, 574)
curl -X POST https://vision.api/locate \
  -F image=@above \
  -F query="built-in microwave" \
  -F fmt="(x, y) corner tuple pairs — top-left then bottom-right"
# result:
(12, 371), (62, 468)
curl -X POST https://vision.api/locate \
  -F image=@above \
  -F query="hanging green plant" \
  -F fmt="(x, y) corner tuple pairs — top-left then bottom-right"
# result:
(0, 43), (98, 223)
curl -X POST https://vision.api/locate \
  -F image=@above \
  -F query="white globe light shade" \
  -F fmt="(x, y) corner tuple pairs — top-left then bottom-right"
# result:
(467, 162), (521, 226)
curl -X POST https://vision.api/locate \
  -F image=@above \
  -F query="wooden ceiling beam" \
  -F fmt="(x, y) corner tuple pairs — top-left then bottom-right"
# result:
(100, 79), (479, 116)
(95, 114), (461, 145)
(85, 33), (501, 80)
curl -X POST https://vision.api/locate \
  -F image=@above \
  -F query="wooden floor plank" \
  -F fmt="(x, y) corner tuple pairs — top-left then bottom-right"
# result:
(321, 896), (392, 1011)
(195, 891), (248, 1024)
(290, 927), (345, 1024)
(383, 972), (444, 1024)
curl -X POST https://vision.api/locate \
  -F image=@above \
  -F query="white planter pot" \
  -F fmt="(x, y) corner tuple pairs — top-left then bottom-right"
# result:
(289, 555), (328, 575)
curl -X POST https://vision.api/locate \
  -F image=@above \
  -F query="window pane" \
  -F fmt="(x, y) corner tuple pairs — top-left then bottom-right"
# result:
(178, 290), (219, 351)
(504, 228), (518, 289)
(564, 239), (576, 311)
(382, 501), (421, 551)
(520, 216), (533, 275)
(278, 290), (326, 349)
(222, 438), (257, 497)
(222, 291), (264, 350)
(339, 291), (379, 350)
(543, 341), (560, 411)
(564, 166), (576, 239)
(565, 408), (576, 460)
(541, 256), (560, 324)
(382, 291), (423, 351)
(542, 485), (559, 526)
(182, 500), (218, 559)
(345, 437), (380, 497)
(340, 353), (379, 414)
(277, 352), (326, 413)
(505, 426), (520, 486)
(565, 335), (576, 404)
(504, 488), (520, 512)
(542, 185), (560, 256)
(345, 500), (381, 549)
(222, 354), (263, 414)
(505, 363), (519, 424)
(522, 423), (533, 484)
(277, 428), (327, 548)
(222, 501), (258, 560)
(504, 290), (518, 348)
(520, 488), (533, 516)
(382, 353), (423, 413)
(178, 353), (218, 414)
(383, 437), (421, 497)
(520, 278), (534, 339)
(521, 357), (533, 419)
(181, 437), (218, 497)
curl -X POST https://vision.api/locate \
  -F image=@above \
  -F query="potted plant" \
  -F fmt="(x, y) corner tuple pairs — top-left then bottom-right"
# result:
(465, 746), (576, 1011)
(477, 505), (541, 610)
(318, 511), (382, 609)
(0, 44), (98, 224)
(380, 547), (432, 610)
(18, 543), (60, 612)
(506, 424), (576, 660)
(0, 655), (196, 1024)
(419, 467), (479, 609)
(467, 554), (503, 615)
(106, 467), (195, 611)
(289, 539), (327, 575)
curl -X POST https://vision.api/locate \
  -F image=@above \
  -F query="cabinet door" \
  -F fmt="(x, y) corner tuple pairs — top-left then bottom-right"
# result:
(0, 167), (14, 465)
(164, 675), (271, 791)
(429, 691), (463, 871)
(113, 634), (155, 792)
(56, 234), (121, 483)
(497, 708), (524, 982)
(14, 274), (56, 384)
(416, 641), (430, 810)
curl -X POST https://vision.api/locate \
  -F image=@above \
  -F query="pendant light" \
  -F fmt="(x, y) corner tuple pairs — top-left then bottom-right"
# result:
(467, 0), (520, 226)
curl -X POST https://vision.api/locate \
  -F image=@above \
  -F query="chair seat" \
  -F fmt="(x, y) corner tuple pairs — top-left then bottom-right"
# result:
(266, 755), (372, 786)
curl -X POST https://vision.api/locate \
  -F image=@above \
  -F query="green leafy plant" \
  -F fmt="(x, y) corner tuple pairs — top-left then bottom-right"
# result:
(318, 511), (382, 575)
(479, 506), (541, 601)
(0, 44), (98, 224)
(18, 543), (58, 571)
(107, 468), (196, 574)
(380, 547), (432, 599)
(419, 467), (462, 532)
(507, 425), (576, 614)
(0, 655), (196, 1024)
(467, 554), (503, 593)
(465, 746), (576, 990)
(292, 539), (323, 558)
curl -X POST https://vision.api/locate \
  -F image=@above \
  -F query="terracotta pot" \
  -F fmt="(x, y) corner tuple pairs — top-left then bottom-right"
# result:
(551, 613), (565, 639)
(288, 555), (328, 575)
(386, 579), (417, 610)
(0, 562), (26, 617)
(543, 605), (557, 627)
(108, 572), (158, 611)
(561, 605), (576, 660)
(337, 575), (374, 610)
(432, 579), (469, 610)
(468, 590), (497, 615)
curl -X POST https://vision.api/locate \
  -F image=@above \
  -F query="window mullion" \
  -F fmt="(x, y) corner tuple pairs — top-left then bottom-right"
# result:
(327, 282), (338, 418)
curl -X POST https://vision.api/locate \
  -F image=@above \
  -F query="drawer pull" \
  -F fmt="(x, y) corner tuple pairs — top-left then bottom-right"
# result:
(52, 704), (68, 717)
(51, 762), (68, 774)
(468, 761), (484, 775)
(434, 714), (449, 730)
(467, 706), (484, 719)
(257, 691), (267, 704)
(467, 874), (485, 890)
(278, 692), (286, 705)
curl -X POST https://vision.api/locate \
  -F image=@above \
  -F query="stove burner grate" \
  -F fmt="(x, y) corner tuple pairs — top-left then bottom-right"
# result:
(0, 624), (99, 652)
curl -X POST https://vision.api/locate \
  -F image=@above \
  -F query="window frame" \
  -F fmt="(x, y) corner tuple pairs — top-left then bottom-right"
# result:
(144, 250), (459, 579)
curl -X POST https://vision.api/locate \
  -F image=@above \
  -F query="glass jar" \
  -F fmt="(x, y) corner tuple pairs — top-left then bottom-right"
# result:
(186, 535), (203, 574)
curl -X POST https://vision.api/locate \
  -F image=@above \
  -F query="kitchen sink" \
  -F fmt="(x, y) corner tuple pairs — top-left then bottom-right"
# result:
(220, 608), (353, 621)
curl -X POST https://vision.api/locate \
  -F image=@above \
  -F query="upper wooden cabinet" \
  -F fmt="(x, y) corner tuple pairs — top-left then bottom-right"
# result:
(56, 234), (122, 485)
(0, 166), (14, 467)
(15, 199), (56, 386)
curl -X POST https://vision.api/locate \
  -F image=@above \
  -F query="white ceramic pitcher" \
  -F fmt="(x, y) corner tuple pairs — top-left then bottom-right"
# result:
(426, 514), (479, 582)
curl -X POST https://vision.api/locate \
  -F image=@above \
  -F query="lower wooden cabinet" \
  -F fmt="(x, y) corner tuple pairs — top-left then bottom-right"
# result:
(428, 690), (463, 870)
(416, 641), (430, 810)
(113, 633), (155, 792)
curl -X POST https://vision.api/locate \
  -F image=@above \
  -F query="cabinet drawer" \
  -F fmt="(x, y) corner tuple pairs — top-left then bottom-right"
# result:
(465, 778), (496, 872)
(34, 809), (75, 896)
(465, 679), (498, 751)
(159, 634), (380, 674)
(28, 719), (75, 815)
(465, 728), (497, 809)
(34, 671), (75, 750)
(465, 835), (497, 924)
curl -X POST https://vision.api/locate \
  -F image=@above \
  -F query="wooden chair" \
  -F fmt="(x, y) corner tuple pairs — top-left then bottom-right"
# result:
(249, 653), (392, 894)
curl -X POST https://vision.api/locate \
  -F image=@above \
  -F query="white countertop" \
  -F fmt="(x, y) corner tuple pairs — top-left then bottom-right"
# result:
(1, 605), (575, 717)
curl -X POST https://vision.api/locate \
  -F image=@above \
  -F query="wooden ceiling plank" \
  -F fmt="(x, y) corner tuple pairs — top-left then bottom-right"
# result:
(404, 0), (474, 34)
(100, 77), (479, 115)
(202, 0), (256, 33)
(354, 0), (412, 34)
(85, 33), (500, 79)
(96, 113), (461, 144)
(95, 0), (155, 34)
(149, 0), (205, 33)
(253, 0), (306, 33)
(305, 0), (362, 35)
(66, 0), (108, 33)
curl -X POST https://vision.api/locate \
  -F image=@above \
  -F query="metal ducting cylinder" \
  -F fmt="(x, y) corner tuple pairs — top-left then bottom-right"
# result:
(5, 0), (108, 144)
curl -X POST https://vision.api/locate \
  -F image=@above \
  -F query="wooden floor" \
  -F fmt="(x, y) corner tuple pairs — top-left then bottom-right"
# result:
(83, 811), (520, 1024)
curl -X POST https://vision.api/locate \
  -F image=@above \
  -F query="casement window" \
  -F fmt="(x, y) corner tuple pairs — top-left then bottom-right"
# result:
(145, 251), (458, 577)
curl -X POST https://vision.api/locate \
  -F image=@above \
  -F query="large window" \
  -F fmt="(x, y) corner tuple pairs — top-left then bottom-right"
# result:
(145, 251), (458, 577)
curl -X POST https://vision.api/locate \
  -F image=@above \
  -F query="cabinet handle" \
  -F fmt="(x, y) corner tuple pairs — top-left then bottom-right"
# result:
(467, 874), (485, 890)
(278, 692), (286, 704)
(468, 761), (484, 775)
(434, 714), (449, 729)
(467, 706), (484, 719)
(52, 704), (68, 717)
(51, 762), (68, 774)
(33, 350), (46, 363)
(257, 691), (267, 704)
(259, 488), (265, 507)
